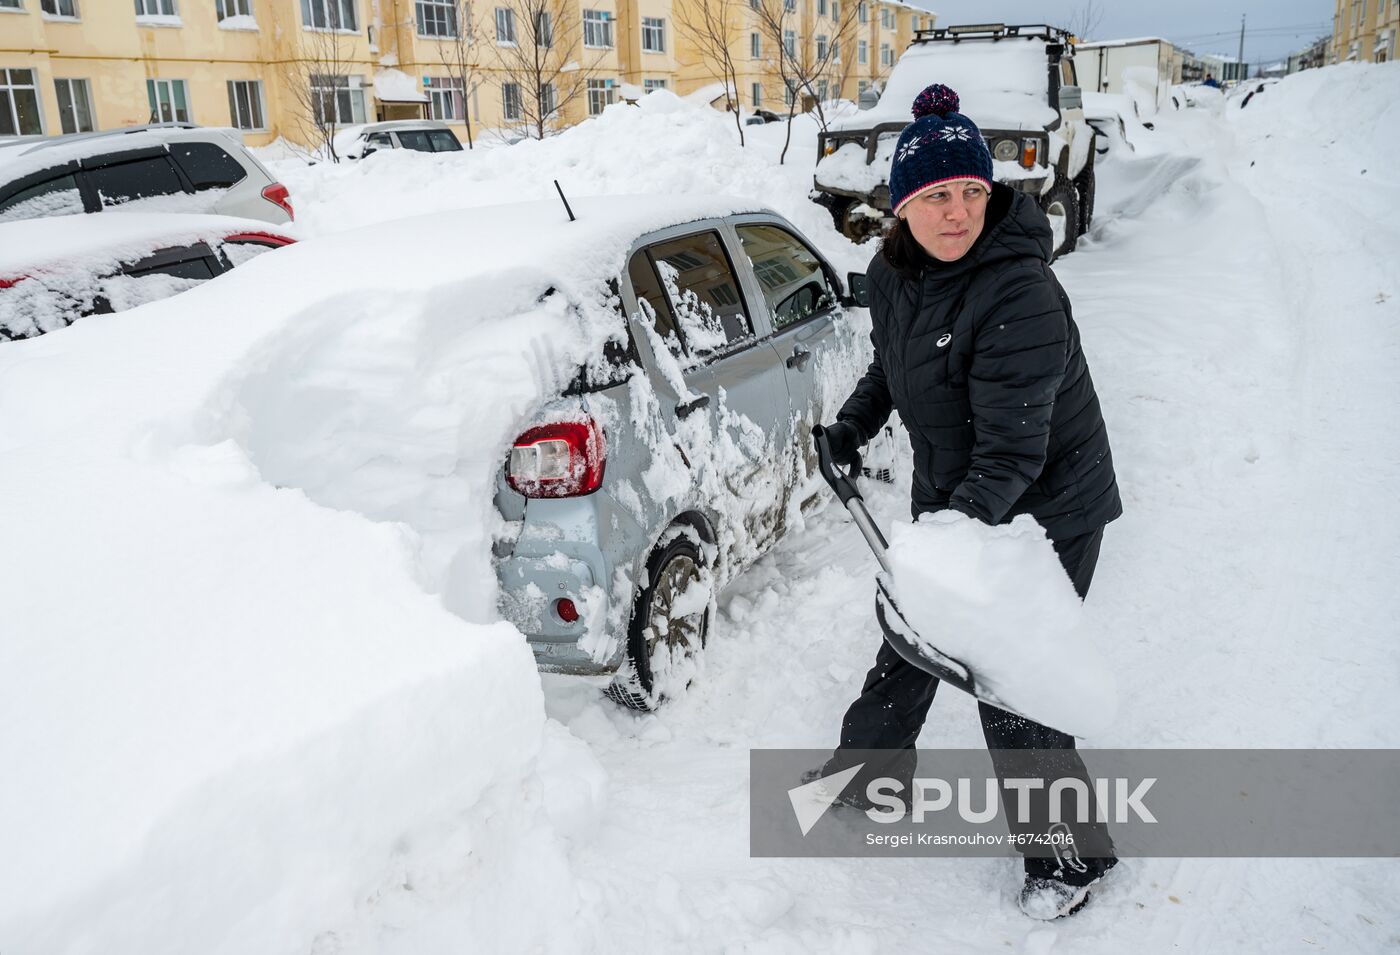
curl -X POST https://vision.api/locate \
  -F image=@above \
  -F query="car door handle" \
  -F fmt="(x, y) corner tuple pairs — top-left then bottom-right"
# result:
(675, 394), (711, 419)
(786, 346), (812, 372)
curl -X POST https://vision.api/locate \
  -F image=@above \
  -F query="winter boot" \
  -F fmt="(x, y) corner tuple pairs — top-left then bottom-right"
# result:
(1018, 857), (1118, 920)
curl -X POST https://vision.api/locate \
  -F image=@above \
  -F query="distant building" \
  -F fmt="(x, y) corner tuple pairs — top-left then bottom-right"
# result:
(1331, 0), (1398, 63)
(1195, 52), (1249, 82)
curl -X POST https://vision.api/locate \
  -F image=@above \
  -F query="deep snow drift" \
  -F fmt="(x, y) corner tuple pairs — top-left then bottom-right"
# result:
(3, 64), (1399, 953)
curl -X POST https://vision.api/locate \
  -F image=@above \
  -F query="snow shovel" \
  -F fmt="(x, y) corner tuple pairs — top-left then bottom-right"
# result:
(811, 425), (1014, 712)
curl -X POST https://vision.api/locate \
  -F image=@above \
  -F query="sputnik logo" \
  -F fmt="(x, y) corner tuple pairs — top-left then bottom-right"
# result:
(787, 764), (865, 835)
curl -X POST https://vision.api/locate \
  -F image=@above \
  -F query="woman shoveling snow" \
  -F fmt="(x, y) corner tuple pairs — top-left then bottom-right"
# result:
(811, 83), (1124, 920)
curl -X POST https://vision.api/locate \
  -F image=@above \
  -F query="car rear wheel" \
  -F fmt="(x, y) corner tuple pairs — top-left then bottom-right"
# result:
(605, 534), (711, 711)
(1041, 176), (1080, 260)
(1074, 160), (1096, 237)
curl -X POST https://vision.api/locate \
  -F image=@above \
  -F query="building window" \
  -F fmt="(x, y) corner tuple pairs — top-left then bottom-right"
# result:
(815, 34), (827, 58)
(751, 81), (761, 106)
(783, 28), (795, 56)
(750, 32), (760, 58)
(301, 0), (356, 31)
(643, 78), (666, 91)
(880, 42), (890, 66)
(146, 78), (190, 123)
(309, 74), (365, 123)
(783, 78), (795, 107)
(857, 1), (866, 23)
(586, 77), (615, 114)
(832, 38), (839, 61)
(217, 0), (251, 17)
(416, 0), (456, 37)
(226, 79), (264, 129)
(494, 6), (514, 42)
(782, 0), (794, 9)
(501, 81), (521, 120)
(582, 9), (612, 48)
(424, 76), (464, 119)
(857, 39), (866, 63)
(911, 14), (919, 30)
(817, 0), (826, 14)
(134, 0), (178, 15)
(880, 6), (890, 28)
(0, 0), (22, 9)
(53, 77), (94, 133)
(41, 0), (79, 15)
(534, 10), (551, 46)
(1, 68), (43, 136)
(831, 0), (838, 20)
(641, 16), (665, 53)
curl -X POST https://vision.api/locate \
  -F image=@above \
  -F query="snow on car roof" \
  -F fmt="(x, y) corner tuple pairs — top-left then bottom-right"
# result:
(830, 36), (1058, 132)
(0, 212), (293, 278)
(0, 126), (247, 184)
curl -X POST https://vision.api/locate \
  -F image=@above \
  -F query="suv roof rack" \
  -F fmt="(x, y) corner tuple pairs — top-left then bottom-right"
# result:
(15, 123), (203, 155)
(912, 23), (1071, 44)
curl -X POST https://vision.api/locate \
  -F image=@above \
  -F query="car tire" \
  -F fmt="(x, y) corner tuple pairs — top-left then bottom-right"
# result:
(1041, 175), (1080, 260)
(605, 534), (711, 711)
(1074, 159), (1096, 237)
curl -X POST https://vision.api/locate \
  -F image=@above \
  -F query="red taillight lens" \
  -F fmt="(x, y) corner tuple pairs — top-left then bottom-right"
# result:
(554, 598), (580, 623)
(506, 418), (606, 498)
(261, 183), (294, 220)
(221, 231), (297, 248)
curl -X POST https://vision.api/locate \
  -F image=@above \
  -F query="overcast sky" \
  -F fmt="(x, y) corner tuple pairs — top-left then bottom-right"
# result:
(909, 0), (1334, 66)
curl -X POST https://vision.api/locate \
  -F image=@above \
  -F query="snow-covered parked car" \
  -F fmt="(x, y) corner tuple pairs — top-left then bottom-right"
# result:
(339, 120), (465, 159)
(0, 124), (293, 225)
(1083, 91), (1140, 157)
(812, 23), (1097, 257)
(0, 212), (295, 340)
(489, 198), (863, 708)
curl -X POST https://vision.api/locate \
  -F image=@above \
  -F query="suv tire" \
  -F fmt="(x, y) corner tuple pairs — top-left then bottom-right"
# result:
(1041, 176), (1080, 260)
(1074, 159), (1096, 238)
(605, 535), (711, 711)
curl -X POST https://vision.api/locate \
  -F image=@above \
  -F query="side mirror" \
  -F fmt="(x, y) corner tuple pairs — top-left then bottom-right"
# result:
(844, 272), (869, 308)
(1058, 84), (1083, 110)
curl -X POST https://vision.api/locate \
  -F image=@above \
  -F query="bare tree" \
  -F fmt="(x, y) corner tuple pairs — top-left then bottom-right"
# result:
(432, 0), (486, 148)
(490, 0), (603, 139)
(754, 0), (860, 162)
(674, 0), (747, 146)
(273, 5), (362, 162)
(1065, 0), (1103, 42)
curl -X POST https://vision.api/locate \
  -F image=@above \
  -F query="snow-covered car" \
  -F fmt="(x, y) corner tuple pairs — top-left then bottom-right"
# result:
(1082, 91), (1139, 157)
(0, 124), (294, 226)
(1227, 78), (1281, 110)
(340, 120), (466, 159)
(482, 198), (862, 708)
(0, 212), (295, 341)
(812, 23), (1097, 257)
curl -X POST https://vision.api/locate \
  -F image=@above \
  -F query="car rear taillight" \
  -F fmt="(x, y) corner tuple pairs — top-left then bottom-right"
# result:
(221, 231), (297, 248)
(261, 182), (294, 220)
(506, 418), (606, 498)
(1020, 138), (1039, 169)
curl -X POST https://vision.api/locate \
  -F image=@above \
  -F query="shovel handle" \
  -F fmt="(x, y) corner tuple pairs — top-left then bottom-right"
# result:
(812, 424), (863, 506)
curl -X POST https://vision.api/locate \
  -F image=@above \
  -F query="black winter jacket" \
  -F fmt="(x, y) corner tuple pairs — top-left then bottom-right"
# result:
(837, 184), (1122, 540)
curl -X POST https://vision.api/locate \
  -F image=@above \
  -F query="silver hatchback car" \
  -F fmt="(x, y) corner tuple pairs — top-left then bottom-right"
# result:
(493, 204), (864, 708)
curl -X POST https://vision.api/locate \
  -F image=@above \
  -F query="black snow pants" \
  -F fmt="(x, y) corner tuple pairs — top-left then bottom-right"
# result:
(822, 526), (1116, 885)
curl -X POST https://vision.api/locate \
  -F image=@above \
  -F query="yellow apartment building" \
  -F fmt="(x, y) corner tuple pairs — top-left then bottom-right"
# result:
(0, 0), (922, 148)
(1331, 0), (1398, 62)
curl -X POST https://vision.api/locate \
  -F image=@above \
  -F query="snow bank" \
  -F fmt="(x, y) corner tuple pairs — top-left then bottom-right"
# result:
(885, 512), (1118, 737)
(0, 195), (749, 953)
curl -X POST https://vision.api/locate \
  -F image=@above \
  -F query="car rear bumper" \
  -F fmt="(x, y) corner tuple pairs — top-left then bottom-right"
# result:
(496, 542), (624, 676)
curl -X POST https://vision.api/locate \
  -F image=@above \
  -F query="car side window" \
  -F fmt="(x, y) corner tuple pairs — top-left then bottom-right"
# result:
(642, 231), (753, 361)
(367, 133), (394, 147)
(396, 130), (432, 151)
(0, 173), (84, 222)
(1061, 58), (1077, 87)
(87, 156), (186, 208)
(735, 223), (837, 331)
(627, 248), (683, 357)
(169, 142), (247, 190)
(428, 131), (462, 152)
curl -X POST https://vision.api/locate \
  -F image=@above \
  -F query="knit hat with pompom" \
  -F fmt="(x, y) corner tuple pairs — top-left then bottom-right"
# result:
(888, 83), (993, 216)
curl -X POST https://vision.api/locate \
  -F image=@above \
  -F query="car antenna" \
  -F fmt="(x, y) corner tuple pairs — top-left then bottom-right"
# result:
(554, 179), (576, 222)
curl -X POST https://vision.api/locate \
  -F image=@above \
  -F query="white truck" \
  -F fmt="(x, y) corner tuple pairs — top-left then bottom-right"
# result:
(812, 23), (1096, 258)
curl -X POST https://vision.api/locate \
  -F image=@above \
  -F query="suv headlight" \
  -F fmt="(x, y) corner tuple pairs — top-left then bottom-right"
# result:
(992, 139), (1018, 162)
